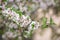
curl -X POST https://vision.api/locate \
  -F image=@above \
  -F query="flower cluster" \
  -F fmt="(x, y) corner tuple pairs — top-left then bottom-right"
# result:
(1, 8), (40, 40)
(23, 21), (40, 38)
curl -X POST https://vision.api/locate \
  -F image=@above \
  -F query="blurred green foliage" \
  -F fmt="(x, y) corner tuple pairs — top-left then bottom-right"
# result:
(11, 7), (23, 17)
(42, 17), (48, 29)
(31, 23), (35, 29)
(2, 0), (8, 2)
(0, 30), (3, 35)
(50, 17), (54, 25)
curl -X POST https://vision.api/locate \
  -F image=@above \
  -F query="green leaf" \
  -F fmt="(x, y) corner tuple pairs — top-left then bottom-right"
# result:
(29, 30), (33, 37)
(50, 17), (54, 25)
(5, 5), (9, 9)
(14, 36), (18, 40)
(10, 28), (14, 32)
(0, 30), (3, 34)
(42, 17), (47, 24)
(28, 6), (32, 11)
(42, 17), (47, 29)
(11, 7), (23, 17)
(16, 11), (23, 17)
(31, 23), (35, 29)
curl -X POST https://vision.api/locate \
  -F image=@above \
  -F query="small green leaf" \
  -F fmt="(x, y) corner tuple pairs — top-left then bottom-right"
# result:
(42, 17), (47, 23)
(0, 30), (3, 34)
(17, 11), (23, 17)
(5, 5), (9, 9)
(29, 30), (33, 37)
(31, 23), (35, 29)
(11, 7), (23, 17)
(28, 6), (32, 11)
(42, 17), (47, 29)
(14, 36), (18, 40)
(10, 28), (14, 32)
(50, 17), (54, 25)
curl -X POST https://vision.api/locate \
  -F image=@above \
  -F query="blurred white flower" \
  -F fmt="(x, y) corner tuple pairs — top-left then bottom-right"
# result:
(6, 31), (13, 38)
(2, 34), (6, 39)
(12, 4), (18, 9)
(2, 31), (19, 39)
(20, 15), (31, 27)
(9, 22), (18, 29)
(20, 15), (26, 22)
(28, 21), (40, 31)
(18, 36), (22, 40)
(2, 8), (20, 25)
(12, 10), (20, 20)
(23, 31), (30, 38)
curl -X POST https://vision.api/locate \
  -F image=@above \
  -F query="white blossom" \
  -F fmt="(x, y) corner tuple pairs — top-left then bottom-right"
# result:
(20, 15), (31, 27)
(12, 4), (18, 9)
(28, 21), (40, 31)
(9, 22), (18, 29)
